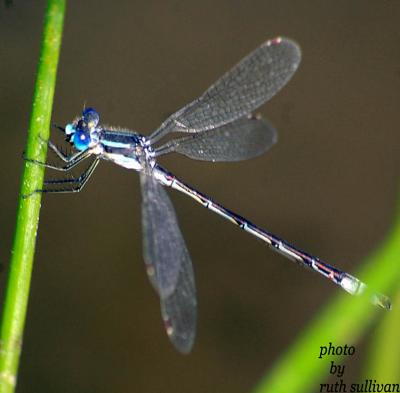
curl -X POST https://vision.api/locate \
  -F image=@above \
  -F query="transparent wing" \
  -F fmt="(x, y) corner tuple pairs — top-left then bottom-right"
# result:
(153, 115), (277, 162)
(140, 173), (196, 353)
(149, 37), (300, 143)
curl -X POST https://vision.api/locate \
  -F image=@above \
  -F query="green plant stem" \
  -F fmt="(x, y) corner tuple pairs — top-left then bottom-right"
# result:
(252, 200), (400, 393)
(363, 287), (400, 381)
(0, 1), (65, 391)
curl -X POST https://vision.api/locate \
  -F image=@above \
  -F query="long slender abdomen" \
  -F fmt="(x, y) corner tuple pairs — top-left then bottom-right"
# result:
(152, 164), (391, 310)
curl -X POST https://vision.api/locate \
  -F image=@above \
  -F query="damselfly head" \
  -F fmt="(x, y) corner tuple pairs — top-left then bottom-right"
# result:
(65, 107), (101, 151)
(82, 107), (100, 128)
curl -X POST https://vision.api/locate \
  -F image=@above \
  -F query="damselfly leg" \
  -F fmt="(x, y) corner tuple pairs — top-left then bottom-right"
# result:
(24, 129), (99, 195)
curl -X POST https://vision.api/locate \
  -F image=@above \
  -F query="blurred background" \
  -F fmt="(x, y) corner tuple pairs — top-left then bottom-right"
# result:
(0, 1), (399, 392)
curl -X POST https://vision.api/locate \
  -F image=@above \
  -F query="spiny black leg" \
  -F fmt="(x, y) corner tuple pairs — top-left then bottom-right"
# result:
(47, 140), (79, 163)
(23, 149), (92, 172)
(36, 136), (83, 163)
(43, 159), (98, 185)
(23, 158), (100, 197)
(52, 123), (65, 134)
(28, 130), (83, 165)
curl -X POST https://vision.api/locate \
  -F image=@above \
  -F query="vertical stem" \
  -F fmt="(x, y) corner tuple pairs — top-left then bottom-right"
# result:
(0, 1), (66, 392)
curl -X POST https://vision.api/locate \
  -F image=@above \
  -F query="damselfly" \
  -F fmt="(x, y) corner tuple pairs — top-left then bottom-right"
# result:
(25, 37), (391, 353)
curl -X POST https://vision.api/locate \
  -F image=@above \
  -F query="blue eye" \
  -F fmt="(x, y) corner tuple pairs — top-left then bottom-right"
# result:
(82, 107), (100, 128)
(72, 129), (91, 151)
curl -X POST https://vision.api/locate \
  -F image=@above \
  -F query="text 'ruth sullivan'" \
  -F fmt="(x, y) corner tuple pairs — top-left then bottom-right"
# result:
(320, 379), (399, 392)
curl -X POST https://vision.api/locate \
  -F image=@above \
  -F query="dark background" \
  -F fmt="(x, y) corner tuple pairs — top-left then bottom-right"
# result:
(0, 1), (398, 392)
